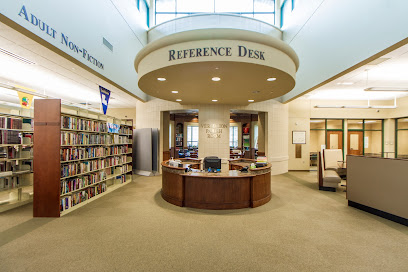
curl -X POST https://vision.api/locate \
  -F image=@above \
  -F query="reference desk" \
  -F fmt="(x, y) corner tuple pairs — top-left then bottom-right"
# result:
(161, 160), (271, 209)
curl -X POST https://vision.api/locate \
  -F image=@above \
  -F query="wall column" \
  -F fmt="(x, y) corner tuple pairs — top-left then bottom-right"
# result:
(198, 105), (230, 164)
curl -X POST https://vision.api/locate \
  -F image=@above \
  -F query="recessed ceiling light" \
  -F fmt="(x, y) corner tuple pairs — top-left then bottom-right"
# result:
(267, 77), (276, 81)
(252, 91), (260, 94)
(171, 90), (178, 93)
(248, 100), (254, 102)
(215, 67), (219, 70)
(157, 77), (166, 81)
(212, 99), (218, 102)
(176, 99), (182, 102)
(337, 82), (354, 85)
(212, 77), (221, 81)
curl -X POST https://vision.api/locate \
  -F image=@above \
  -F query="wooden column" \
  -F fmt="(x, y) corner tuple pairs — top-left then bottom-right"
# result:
(33, 99), (61, 217)
(258, 112), (267, 157)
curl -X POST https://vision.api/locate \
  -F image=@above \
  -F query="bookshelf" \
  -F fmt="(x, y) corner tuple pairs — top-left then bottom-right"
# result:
(34, 99), (133, 217)
(0, 110), (34, 213)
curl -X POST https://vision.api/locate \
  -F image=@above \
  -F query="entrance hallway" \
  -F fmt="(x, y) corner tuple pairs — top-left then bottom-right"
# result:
(1, 172), (407, 272)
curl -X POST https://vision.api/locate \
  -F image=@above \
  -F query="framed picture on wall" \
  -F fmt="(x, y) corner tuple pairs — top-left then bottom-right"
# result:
(292, 131), (306, 144)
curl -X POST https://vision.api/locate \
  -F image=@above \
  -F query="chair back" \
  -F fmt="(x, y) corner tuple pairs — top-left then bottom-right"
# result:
(323, 149), (343, 170)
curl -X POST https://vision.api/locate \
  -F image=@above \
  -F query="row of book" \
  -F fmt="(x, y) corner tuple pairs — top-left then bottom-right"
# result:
(61, 158), (131, 178)
(0, 176), (20, 189)
(61, 159), (106, 178)
(61, 116), (107, 132)
(0, 117), (23, 130)
(105, 134), (131, 145)
(60, 183), (106, 212)
(105, 155), (127, 167)
(60, 132), (110, 145)
(115, 174), (128, 184)
(119, 126), (132, 135)
(61, 147), (105, 161)
(106, 145), (129, 156)
(60, 171), (106, 195)
(0, 131), (21, 144)
(60, 146), (131, 162)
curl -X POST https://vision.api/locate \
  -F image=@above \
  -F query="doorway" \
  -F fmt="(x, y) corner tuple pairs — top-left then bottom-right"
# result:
(327, 131), (343, 149)
(348, 131), (363, 155)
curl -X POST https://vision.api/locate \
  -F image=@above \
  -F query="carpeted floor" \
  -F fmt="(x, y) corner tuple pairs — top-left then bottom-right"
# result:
(0, 171), (407, 272)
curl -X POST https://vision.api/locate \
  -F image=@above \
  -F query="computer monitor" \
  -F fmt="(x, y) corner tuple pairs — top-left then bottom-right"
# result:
(203, 156), (221, 171)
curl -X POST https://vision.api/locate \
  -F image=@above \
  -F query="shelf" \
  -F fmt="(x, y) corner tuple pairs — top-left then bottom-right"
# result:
(0, 128), (34, 133)
(0, 184), (32, 193)
(60, 161), (132, 180)
(0, 170), (32, 178)
(60, 171), (132, 196)
(0, 113), (33, 119)
(61, 153), (130, 163)
(61, 144), (105, 147)
(61, 113), (108, 122)
(0, 157), (33, 162)
(0, 144), (33, 147)
(60, 156), (105, 163)
(0, 198), (32, 213)
(105, 152), (132, 158)
(59, 180), (131, 217)
(105, 143), (131, 146)
(61, 128), (108, 134)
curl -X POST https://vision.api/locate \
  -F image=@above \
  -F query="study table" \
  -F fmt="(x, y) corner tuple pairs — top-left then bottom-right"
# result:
(161, 158), (271, 209)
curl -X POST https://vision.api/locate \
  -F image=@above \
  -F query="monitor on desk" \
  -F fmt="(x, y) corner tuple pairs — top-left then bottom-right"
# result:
(204, 156), (221, 171)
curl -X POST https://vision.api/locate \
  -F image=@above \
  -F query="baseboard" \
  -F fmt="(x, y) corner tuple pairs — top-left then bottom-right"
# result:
(319, 186), (336, 192)
(348, 200), (408, 227)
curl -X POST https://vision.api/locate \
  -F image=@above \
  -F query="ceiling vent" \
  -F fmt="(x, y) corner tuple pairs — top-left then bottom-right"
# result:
(0, 47), (36, 64)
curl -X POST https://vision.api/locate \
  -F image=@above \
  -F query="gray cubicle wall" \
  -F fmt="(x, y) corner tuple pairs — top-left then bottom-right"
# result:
(347, 155), (408, 225)
(133, 128), (159, 176)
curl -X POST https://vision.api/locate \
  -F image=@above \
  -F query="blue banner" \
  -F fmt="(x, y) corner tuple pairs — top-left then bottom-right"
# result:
(99, 86), (110, 115)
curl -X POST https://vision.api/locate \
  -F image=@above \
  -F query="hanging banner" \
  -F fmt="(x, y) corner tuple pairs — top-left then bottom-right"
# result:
(99, 85), (111, 115)
(17, 91), (34, 109)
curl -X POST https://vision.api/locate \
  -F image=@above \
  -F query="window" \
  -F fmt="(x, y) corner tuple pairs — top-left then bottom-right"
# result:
(187, 125), (199, 147)
(254, 124), (258, 149)
(280, 0), (295, 28)
(230, 126), (238, 148)
(155, 0), (275, 26)
(396, 117), (408, 159)
(137, 0), (150, 27)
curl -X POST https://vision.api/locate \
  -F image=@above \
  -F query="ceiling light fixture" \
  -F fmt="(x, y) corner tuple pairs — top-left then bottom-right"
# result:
(171, 91), (178, 93)
(267, 77), (276, 81)
(157, 77), (166, 81)
(212, 99), (218, 102)
(364, 87), (408, 92)
(248, 100), (254, 102)
(212, 77), (221, 81)
(176, 99), (182, 102)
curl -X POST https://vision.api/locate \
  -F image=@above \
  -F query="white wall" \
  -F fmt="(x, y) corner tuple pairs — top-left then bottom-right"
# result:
(1, 0), (148, 100)
(281, 0), (408, 102)
(136, 98), (289, 175)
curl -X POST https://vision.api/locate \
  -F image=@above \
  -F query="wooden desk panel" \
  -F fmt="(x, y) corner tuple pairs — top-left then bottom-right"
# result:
(161, 160), (271, 210)
(184, 176), (250, 209)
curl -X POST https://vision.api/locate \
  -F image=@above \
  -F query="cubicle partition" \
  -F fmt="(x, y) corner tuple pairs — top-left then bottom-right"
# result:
(347, 155), (408, 226)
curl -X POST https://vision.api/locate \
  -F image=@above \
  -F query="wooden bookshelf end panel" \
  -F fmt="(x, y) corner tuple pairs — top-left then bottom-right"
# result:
(34, 99), (61, 217)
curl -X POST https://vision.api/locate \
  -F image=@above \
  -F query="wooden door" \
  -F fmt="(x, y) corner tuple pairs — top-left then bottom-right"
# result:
(348, 131), (363, 155)
(327, 131), (343, 149)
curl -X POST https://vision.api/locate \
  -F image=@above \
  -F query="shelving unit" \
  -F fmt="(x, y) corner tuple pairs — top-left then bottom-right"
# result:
(0, 111), (34, 213)
(34, 99), (133, 217)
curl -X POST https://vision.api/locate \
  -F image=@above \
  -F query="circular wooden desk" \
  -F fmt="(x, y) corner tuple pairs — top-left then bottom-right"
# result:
(161, 159), (271, 210)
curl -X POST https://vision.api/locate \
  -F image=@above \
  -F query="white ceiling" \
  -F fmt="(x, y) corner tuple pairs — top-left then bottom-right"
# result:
(0, 21), (138, 109)
(301, 43), (408, 101)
